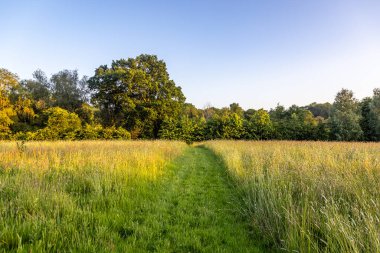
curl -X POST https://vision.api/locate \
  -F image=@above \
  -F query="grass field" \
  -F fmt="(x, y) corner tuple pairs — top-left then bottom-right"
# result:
(0, 141), (261, 252)
(0, 141), (186, 252)
(1, 140), (379, 252)
(205, 141), (380, 252)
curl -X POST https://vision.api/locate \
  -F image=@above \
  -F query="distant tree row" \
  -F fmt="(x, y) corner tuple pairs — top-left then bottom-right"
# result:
(1, 54), (379, 142)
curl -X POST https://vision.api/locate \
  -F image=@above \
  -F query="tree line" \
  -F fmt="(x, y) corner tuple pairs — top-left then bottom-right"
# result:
(1, 54), (379, 142)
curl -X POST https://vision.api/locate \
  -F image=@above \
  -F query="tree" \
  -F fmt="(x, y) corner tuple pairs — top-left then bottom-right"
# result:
(329, 89), (362, 141)
(270, 105), (324, 140)
(0, 68), (18, 134)
(183, 103), (202, 118)
(360, 97), (374, 141)
(75, 103), (97, 126)
(21, 70), (51, 105)
(12, 96), (36, 132)
(244, 109), (273, 140)
(230, 103), (244, 117)
(159, 116), (206, 144)
(0, 68), (19, 91)
(305, 102), (332, 119)
(368, 88), (380, 141)
(88, 54), (185, 138)
(205, 111), (244, 139)
(35, 107), (82, 140)
(50, 70), (87, 111)
(269, 104), (287, 139)
(243, 108), (256, 120)
(201, 105), (219, 120)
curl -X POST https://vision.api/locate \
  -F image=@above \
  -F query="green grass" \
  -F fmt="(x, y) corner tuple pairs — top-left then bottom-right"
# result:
(0, 142), (261, 252)
(205, 140), (380, 253)
(7, 140), (378, 252)
(130, 146), (262, 252)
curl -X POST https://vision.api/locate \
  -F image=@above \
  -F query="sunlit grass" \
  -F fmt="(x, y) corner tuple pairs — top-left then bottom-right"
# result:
(205, 140), (380, 252)
(0, 140), (186, 252)
(0, 141), (184, 179)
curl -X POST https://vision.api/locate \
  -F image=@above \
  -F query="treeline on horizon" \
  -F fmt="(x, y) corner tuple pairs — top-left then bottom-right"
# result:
(1, 54), (380, 143)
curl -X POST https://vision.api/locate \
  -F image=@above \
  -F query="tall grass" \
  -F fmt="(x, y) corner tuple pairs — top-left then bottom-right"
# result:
(0, 140), (186, 252)
(205, 141), (380, 252)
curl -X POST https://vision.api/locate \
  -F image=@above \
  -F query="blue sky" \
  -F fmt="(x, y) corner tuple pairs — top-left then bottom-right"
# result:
(1, 0), (380, 109)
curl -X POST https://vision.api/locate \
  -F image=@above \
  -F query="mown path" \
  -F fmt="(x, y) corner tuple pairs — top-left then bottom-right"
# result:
(124, 146), (262, 252)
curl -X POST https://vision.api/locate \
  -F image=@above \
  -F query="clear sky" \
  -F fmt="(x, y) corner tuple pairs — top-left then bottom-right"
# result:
(1, 0), (380, 110)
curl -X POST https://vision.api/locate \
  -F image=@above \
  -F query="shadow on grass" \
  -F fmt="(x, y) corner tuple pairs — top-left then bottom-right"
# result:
(195, 144), (279, 252)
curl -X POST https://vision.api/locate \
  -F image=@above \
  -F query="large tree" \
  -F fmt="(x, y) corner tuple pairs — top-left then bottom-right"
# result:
(329, 89), (362, 141)
(88, 54), (185, 138)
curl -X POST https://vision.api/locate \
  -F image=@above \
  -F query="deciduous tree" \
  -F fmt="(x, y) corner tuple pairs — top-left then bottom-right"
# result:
(329, 89), (362, 141)
(0, 69), (18, 134)
(88, 54), (185, 138)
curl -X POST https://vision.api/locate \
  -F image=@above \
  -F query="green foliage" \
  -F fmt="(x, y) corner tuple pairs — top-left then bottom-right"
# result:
(158, 117), (182, 140)
(305, 102), (332, 119)
(28, 107), (82, 140)
(270, 105), (327, 140)
(75, 103), (96, 125)
(75, 124), (131, 140)
(20, 70), (51, 106)
(0, 68), (19, 91)
(360, 97), (375, 141)
(46, 107), (81, 138)
(244, 109), (273, 140)
(88, 54), (185, 138)
(77, 124), (104, 140)
(0, 60), (379, 142)
(368, 88), (380, 141)
(330, 89), (363, 141)
(14, 97), (35, 122)
(206, 112), (244, 139)
(159, 116), (205, 144)
(50, 70), (88, 111)
(229, 102), (244, 117)
(101, 126), (131, 140)
(0, 68), (18, 133)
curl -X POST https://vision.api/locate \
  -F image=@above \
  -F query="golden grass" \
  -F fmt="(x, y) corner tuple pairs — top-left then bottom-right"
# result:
(205, 140), (380, 252)
(0, 140), (187, 251)
(0, 140), (186, 179)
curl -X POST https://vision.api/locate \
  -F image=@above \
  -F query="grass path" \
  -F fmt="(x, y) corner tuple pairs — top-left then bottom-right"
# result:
(0, 145), (262, 252)
(123, 146), (262, 252)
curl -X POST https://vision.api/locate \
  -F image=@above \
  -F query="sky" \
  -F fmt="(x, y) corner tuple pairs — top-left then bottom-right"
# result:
(1, 0), (380, 110)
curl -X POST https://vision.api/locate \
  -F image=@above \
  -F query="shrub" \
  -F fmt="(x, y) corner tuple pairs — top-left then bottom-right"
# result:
(101, 126), (131, 140)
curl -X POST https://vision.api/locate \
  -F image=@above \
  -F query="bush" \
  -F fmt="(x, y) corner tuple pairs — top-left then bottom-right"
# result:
(76, 124), (103, 140)
(100, 126), (131, 140)
(76, 125), (131, 140)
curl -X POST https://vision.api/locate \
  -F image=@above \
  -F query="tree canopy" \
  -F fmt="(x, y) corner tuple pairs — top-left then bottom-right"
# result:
(88, 54), (185, 138)
(0, 55), (379, 142)
(330, 89), (363, 141)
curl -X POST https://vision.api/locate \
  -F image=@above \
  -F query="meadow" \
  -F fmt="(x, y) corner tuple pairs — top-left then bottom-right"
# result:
(205, 141), (380, 252)
(0, 141), (259, 252)
(0, 141), (187, 252)
(1, 140), (380, 252)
